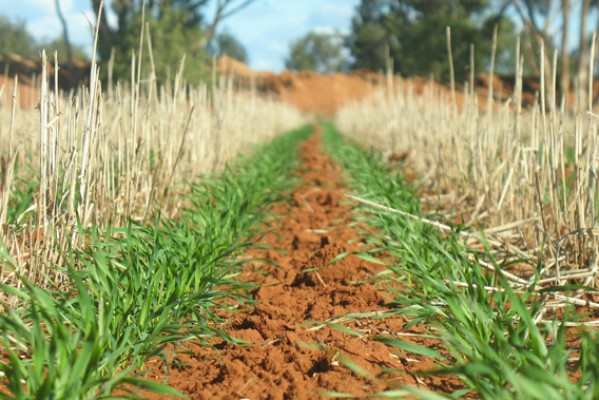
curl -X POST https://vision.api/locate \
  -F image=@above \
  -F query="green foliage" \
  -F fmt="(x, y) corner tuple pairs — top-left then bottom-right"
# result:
(323, 123), (599, 399)
(0, 15), (90, 64)
(102, 1), (253, 84)
(285, 31), (350, 73)
(348, 0), (517, 80)
(0, 16), (36, 56)
(211, 31), (248, 63)
(111, 0), (207, 30)
(109, 7), (210, 84)
(0, 125), (311, 399)
(0, 15), (90, 63)
(37, 38), (90, 63)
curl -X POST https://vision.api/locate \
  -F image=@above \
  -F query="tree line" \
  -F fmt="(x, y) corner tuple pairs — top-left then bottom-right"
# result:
(287, 0), (596, 97)
(0, 0), (251, 83)
(0, 0), (596, 93)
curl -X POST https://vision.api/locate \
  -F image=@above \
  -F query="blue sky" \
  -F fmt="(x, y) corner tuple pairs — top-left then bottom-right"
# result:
(0, 0), (360, 71)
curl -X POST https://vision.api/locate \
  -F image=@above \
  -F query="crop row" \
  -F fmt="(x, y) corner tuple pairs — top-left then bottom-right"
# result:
(336, 44), (598, 285)
(0, 51), (304, 290)
(324, 123), (599, 399)
(0, 125), (311, 399)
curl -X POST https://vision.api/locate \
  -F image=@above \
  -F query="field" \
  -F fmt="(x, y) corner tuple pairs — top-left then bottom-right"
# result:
(1, 38), (599, 400)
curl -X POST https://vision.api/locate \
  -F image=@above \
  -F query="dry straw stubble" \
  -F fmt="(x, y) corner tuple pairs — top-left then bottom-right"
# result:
(336, 38), (598, 291)
(0, 50), (304, 292)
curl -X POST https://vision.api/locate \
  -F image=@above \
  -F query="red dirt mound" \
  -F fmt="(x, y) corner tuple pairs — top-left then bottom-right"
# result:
(216, 57), (378, 116)
(216, 55), (257, 80)
(0, 75), (41, 109)
(259, 71), (376, 116)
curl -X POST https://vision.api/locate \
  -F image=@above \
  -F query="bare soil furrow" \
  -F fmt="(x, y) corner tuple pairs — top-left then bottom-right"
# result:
(142, 130), (457, 399)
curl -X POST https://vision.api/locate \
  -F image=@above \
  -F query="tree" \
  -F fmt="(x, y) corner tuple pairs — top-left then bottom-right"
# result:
(560, 0), (570, 95)
(37, 38), (89, 64)
(510, 0), (556, 48)
(210, 31), (248, 63)
(510, 0), (559, 104)
(91, 0), (256, 65)
(579, 0), (591, 109)
(55, 0), (73, 63)
(285, 31), (349, 73)
(347, 0), (517, 81)
(0, 16), (37, 56)
(0, 14), (87, 69)
(347, 0), (402, 72)
(88, 0), (256, 83)
(108, 7), (210, 83)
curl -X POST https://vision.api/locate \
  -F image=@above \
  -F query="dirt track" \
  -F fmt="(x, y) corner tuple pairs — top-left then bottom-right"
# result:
(142, 131), (464, 399)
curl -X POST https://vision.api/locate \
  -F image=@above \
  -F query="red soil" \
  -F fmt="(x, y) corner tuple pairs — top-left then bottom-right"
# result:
(0, 53), (91, 108)
(139, 130), (465, 399)
(259, 71), (375, 116)
(217, 56), (377, 116)
(0, 75), (41, 109)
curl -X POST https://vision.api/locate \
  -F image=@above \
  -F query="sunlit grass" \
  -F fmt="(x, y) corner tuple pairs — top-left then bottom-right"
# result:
(0, 125), (311, 399)
(336, 52), (598, 282)
(0, 50), (305, 289)
(323, 123), (599, 399)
